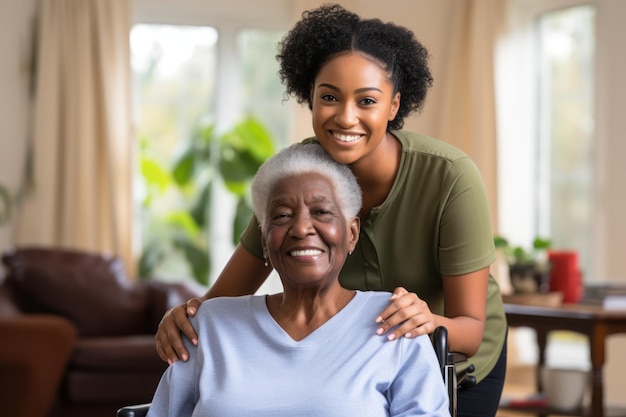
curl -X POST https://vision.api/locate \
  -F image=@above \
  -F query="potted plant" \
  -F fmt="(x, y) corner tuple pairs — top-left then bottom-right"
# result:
(138, 116), (276, 285)
(494, 236), (552, 294)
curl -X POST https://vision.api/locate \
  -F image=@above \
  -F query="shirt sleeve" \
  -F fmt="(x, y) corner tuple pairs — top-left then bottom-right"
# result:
(438, 156), (495, 276)
(146, 330), (199, 416)
(387, 336), (450, 417)
(239, 213), (264, 260)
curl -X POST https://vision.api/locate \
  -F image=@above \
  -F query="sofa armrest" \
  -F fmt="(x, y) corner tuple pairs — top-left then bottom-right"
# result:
(145, 282), (203, 333)
(0, 315), (77, 417)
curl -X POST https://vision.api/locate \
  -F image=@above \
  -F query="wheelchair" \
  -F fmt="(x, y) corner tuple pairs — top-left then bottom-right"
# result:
(433, 326), (476, 416)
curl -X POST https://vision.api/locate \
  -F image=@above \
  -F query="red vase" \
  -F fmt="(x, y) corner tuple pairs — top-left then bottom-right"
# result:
(548, 250), (582, 303)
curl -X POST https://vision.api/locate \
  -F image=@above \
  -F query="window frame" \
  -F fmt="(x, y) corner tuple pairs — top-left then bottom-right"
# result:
(496, 0), (601, 279)
(131, 1), (293, 285)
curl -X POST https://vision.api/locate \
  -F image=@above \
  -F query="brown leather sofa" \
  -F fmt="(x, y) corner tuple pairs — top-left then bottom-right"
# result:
(0, 247), (201, 417)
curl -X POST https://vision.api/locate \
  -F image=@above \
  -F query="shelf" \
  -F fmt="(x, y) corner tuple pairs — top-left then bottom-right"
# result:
(502, 292), (563, 307)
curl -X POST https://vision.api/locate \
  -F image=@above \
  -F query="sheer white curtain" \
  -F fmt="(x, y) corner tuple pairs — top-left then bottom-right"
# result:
(17, 0), (134, 276)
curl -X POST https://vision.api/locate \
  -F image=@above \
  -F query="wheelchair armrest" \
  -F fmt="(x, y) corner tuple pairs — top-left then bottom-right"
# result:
(450, 351), (468, 365)
(449, 352), (477, 388)
(454, 356), (477, 388)
(433, 326), (450, 370)
(117, 403), (151, 417)
(433, 327), (477, 388)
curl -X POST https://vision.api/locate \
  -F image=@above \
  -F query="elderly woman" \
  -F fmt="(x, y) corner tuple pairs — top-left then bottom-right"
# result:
(146, 143), (449, 417)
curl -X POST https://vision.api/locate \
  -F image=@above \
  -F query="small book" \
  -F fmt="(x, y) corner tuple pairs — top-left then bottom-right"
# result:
(580, 282), (626, 309)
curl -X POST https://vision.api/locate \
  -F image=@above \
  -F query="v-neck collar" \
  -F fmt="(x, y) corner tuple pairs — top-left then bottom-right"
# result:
(253, 291), (365, 347)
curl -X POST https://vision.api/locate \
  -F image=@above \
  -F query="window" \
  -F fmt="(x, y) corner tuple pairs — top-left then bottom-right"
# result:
(497, 2), (597, 370)
(536, 5), (596, 273)
(497, 2), (596, 278)
(131, 24), (288, 286)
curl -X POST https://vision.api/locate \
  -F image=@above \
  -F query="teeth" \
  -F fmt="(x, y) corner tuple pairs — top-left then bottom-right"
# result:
(290, 249), (322, 256)
(334, 132), (360, 143)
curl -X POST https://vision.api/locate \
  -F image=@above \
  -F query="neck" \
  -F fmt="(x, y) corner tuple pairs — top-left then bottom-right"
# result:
(351, 132), (400, 217)
(266, 284), (355, 341)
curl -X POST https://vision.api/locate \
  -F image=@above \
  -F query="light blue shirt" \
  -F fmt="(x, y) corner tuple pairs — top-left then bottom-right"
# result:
(147, 291), (450, 417)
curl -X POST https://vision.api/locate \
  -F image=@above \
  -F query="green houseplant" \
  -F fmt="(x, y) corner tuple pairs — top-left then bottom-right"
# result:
(138, 117), (276, 285)
(494, 235), (552, 293)
(0, 184), (11, 227)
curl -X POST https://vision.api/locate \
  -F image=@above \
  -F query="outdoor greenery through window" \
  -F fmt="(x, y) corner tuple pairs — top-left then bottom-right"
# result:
(131, 24), (287, 286)
(536, 5), (595, 275)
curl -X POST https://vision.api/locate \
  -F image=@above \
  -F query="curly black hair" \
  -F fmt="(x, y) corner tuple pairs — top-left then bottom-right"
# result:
(277, 4), (433, 131)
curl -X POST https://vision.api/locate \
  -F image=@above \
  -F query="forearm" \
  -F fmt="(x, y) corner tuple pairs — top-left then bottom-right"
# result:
(432, 313), (484, 356)
(204, 244), (272, 299)
(440, 267), (489, 356)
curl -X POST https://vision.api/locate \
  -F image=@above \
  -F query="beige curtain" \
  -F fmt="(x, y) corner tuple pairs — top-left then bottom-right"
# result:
(434, 0), (504, 232)
(17, 0), (134, 276)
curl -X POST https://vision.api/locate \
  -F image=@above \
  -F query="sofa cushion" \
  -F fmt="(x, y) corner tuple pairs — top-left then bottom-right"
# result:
(65, 336), (166, 406)
(64, 369), (164, 404)
(2, 247), (150, 337)
(71, 336), (166, 372)
(0, 283), (21, 315)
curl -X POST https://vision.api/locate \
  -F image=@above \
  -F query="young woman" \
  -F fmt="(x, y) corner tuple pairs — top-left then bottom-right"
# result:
(147, 143), (450, 416)
(155, 4), (507, 416)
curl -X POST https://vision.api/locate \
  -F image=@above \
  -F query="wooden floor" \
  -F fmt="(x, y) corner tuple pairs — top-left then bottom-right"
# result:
(497, 363), (538, 417)
(496, 328), (576, 417)
(492, 319), (626, 417)
(495, 359), (626, 417)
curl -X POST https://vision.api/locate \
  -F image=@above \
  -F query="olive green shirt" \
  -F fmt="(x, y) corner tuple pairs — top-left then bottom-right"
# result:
(240, 130), (507, 383)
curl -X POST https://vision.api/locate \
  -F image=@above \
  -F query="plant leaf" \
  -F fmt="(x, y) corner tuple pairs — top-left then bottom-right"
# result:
(141, 157), (171, 192)
(138, 241), (165, 279)
(171, 145), (197, 186)
(218, 117), (276, 184)
(190, 181), (213, 228)
(232, 197), (254, 245)
(197, 124), (216, 148)
(164, 211), (201, 236)
(493, 235), (509, 249)
(173, 237), (210, 286)
(0, 184), (11, 226)
(219, 148), (259, 183)
(533, 237), (552, 250)
(512, 246), (533, 265)
(232, 117), (276, 162)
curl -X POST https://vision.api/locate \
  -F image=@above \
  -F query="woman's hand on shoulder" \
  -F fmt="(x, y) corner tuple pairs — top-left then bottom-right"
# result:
(155, 297), (204, 364)
(375, 287), (436, 341)
(154, 245), (271, 363)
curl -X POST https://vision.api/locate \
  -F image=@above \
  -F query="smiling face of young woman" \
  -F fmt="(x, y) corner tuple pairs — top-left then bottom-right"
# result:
(310, 52), (400, 166)
(262, 172), (359, 290)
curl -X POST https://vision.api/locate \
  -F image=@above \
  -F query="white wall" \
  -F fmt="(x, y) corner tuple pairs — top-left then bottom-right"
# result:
(595, 0), (626, 281)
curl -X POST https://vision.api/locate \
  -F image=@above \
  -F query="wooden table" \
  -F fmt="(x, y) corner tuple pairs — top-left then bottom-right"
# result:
(503, 302), (626, 417)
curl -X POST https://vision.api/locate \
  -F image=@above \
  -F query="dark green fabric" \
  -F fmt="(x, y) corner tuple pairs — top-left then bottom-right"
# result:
(240, 130), (507, 383)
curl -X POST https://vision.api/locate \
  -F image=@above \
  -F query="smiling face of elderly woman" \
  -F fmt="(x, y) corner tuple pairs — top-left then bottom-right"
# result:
(261, 171), (359, 289)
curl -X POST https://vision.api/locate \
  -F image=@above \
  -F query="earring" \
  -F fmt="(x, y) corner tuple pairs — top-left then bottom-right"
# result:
(263, 249), (269, 267)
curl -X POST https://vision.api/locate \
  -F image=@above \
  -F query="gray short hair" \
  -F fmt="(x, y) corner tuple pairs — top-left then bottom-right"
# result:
(251, 143), (362, 227)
